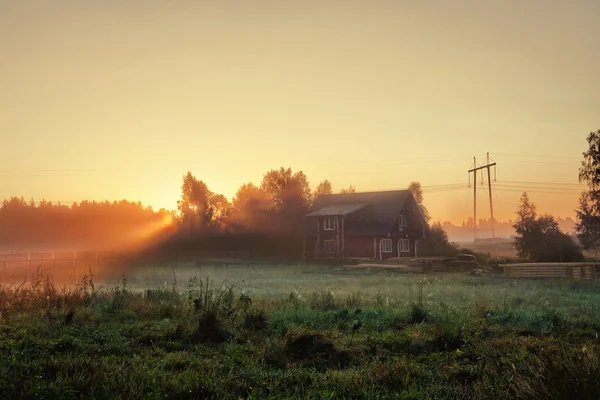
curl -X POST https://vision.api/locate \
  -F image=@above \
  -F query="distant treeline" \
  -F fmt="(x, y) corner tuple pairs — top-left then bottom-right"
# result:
(0, 197), (172, 251)
(0, 197), (175, 251)
(439, 217), (576, 242)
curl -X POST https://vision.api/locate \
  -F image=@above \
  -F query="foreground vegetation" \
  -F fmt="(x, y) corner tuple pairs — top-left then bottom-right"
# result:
(1, 264), (600, 399)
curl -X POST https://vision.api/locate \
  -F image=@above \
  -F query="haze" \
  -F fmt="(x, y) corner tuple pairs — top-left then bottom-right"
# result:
(1, 0), (598, 224)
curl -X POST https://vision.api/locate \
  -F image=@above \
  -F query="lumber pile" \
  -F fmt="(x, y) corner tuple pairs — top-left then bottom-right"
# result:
(500, 263), (597, 280)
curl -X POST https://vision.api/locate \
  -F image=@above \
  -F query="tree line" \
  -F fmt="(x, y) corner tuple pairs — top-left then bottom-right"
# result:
(436, 217), (576, 242)
(0, 198), (172, 250)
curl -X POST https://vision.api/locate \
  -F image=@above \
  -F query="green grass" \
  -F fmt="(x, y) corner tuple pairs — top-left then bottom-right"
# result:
(1, 263), (600, 399)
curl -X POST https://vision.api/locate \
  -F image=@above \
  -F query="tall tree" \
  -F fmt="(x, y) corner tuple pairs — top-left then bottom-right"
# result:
(208, 193), (232, 230)
(232, 183), (265, 212)
(177, 171), (212, 230)
(260, 167), (311, 232)
(340, 185), (356, 194)
(260, 167), (311, 212)
(313, 180), (333, 198)
(576, 129), (600, 258)
(231, 183), (269, 231)
(408, 181), (431, 222)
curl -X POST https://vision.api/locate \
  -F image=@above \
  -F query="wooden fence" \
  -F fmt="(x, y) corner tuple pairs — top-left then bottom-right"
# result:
(500, 263), (597, 280)
(0, 250), (252, 269)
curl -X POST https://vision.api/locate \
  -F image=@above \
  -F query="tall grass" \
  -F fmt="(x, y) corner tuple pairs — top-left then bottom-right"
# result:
(1, 264), (600, 399)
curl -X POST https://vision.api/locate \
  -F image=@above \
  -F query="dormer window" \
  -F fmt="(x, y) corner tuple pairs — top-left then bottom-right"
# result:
(324, 217), (336, 231)
(398, 215), (407, 230)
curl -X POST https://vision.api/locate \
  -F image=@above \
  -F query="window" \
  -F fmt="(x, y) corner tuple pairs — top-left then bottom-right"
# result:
(323, 217), (336, 231)
(399, 239), (410, 253)
(398, 215), (407, 229)
(324, 240), (336, 254)
(381, 238), (392, 253)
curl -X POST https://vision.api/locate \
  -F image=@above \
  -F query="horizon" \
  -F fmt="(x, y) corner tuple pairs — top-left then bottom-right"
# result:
(2, 1), (598, 225)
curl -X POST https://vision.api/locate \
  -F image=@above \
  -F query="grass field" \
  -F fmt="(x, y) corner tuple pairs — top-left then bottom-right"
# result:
(455, 238), (518, 259)
(1, 262), (599, 399)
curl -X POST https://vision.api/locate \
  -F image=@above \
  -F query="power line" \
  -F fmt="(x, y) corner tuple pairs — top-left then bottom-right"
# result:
(493, 159), (576, 165)
(494, 153), (580, 160)
(497, 180), (583, 187)
(493, 188), (581, 195)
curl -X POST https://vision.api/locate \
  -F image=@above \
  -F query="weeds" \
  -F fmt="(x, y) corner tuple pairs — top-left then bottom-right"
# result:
(243, 309), (269, 331)
(1, 265), (600, 399)
(409, 303), (428, 324)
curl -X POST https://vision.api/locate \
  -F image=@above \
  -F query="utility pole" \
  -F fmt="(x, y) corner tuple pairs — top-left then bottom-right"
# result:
(486, 152), (495, 238)
(468, 154), (497, 240)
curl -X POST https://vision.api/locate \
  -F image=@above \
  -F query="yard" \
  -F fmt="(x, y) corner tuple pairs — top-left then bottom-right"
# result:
(1, 262), (599, 399)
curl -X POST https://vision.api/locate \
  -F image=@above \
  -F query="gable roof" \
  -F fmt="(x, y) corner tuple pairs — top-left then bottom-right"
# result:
(306, 190), (428, 236)
(305, 202), (370, 217)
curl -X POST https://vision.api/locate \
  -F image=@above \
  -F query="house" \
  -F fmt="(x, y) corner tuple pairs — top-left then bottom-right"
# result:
(304, 190), (428, 260)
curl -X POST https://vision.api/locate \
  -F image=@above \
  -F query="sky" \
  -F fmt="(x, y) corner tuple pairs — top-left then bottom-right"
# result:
(1, 0), (598, 226)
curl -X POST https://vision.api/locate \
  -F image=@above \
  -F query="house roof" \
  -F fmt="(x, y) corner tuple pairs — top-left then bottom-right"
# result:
(305, 202), (370, 217)
(305, 190), (427, 236)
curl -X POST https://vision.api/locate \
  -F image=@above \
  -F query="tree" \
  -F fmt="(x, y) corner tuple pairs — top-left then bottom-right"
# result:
(260, 167), (311, 212)
(513, 192), (583, 262)
(340, 185), (356, 194)
(576, 129), (600, 258)
(408, 181), (431, 222)
(231, 182), (269, 231)
(208, 193), (232, 230)
(260, 167), (311, 232)
(177, 171), (214, 229)
(313, 180), (333, 198)
(417, 221), (458, 256)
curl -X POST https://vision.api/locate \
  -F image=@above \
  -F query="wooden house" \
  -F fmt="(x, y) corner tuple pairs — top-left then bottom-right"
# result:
(305, 190), (428, 260)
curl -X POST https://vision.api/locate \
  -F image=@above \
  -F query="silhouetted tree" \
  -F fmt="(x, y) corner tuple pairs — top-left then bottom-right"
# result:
(260, 168), (311, 210)
(208, 193), (232, 230)
(177, 171), (212, 231)
(408, 181), (431, 222)
(513, 192), (582, 262)
(176, 171), (232, 232)
(231, 183), (269, 231)
(340, 185), (356, 194)
(260, 167), (311, 233)
(576, 129), (600, 258)
(313, 180), (333, 198)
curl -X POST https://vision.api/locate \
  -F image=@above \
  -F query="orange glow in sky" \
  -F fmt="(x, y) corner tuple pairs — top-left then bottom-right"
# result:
(1, 1), (598, 224)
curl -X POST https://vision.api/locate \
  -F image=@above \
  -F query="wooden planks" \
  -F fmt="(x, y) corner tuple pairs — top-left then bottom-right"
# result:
(500, 263), (597, 280)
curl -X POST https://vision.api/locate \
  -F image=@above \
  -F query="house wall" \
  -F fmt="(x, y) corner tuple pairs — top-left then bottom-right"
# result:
(374, 235), (416, 259)
(308, 200), (425, 259)
(344, 236), (376, 258)
(315, 216), (341, 257)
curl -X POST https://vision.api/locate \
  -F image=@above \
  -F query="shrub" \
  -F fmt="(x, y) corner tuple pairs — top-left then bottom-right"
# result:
(243, 310), (269, 331)
(408, 303), (428, 324)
